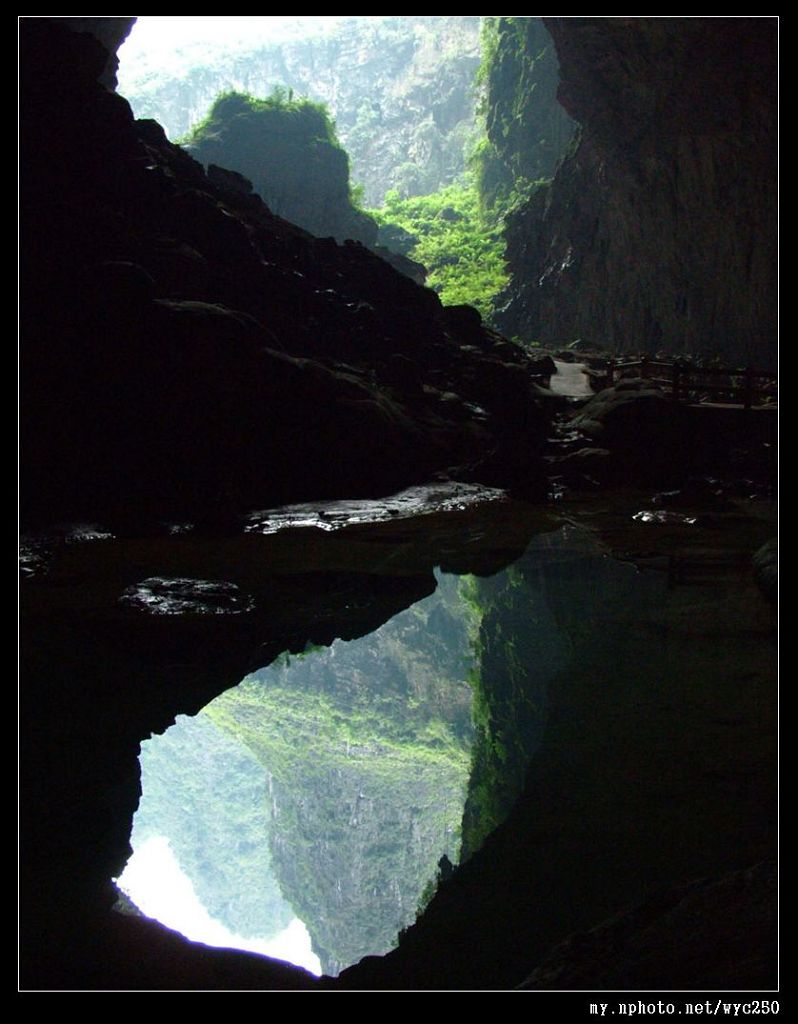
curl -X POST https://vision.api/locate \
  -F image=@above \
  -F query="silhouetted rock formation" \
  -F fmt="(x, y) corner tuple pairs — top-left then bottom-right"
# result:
(184, 91), (379, 246)
(21, 18), (548, 528)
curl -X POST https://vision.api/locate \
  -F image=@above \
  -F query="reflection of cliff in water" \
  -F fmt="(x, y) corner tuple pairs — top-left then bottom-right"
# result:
(461, 527), (664, 856)
(127, 572), (475, 976)
(125, 525), (681, 974)
(22, 480), (776, 989)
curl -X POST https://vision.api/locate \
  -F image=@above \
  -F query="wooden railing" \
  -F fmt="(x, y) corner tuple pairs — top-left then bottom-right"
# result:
(605, 357), (777, 410)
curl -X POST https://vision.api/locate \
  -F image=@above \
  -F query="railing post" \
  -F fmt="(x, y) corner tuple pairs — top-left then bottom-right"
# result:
(672, 362), (682, 403)
(640, 354), (648, 380)
(607, 358), (615, 389)
(743, 366), (754, 410)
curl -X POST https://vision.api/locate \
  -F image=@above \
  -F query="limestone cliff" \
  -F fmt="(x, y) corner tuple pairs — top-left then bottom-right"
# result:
(183, 91), (379, 246)
(494, 17), (777, 366)
(119, 16), (482, 205)
(204, 573), (473, 975)
(473, 17), (576, 210)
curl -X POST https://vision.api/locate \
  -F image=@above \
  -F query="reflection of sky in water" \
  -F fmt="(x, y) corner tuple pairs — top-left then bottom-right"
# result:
(116, 836), (321, 975)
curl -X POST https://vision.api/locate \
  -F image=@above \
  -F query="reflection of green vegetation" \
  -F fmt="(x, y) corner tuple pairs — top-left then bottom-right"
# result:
(205, 676), (467, 975)
(202, 575), (475, 975)
(459, 561), (556, 859)
(206, 679), (469, 769)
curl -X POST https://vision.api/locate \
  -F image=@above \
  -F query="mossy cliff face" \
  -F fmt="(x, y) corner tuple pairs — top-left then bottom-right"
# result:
(494, 17), (776, 366)
(473, 17), (576, 211)
(204, 574), (473, 975)
(184, 91), (379, 246)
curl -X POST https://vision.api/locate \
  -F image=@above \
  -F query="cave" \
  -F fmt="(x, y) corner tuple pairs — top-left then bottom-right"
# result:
(19, 16), (777, 994)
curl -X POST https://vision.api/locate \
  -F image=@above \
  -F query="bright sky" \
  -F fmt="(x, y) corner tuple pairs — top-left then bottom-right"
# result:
(115, 835), (322, 976)
(122, 16), (361, 59)
(118, 16), (383, 94)
(124, 16), (350, 50)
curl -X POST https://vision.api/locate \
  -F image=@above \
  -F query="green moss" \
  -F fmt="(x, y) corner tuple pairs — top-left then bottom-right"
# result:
(182, 88), (378, 246)
(180, 87), (341, 150)
(474, 17), (575, 204)
(371, 176), (508, 320)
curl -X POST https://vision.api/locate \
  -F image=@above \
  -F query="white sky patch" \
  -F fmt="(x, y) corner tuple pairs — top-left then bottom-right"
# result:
(127, 16), (347, 50)
(115, 835), (322, 976)
(120, 16), (360, 67)
(118, 16), (375, 102)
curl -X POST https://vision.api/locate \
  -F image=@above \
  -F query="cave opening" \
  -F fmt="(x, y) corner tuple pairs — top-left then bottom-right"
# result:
(114, 15), (573, 322)
(20, 15), (777, 991)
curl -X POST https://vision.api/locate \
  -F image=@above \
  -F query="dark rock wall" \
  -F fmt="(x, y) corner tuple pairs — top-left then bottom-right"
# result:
(496, 17), (777, 367)
(48, 15), (136, 88)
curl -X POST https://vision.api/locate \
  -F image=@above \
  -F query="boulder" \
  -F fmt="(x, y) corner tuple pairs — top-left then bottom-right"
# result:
(752, 538), (777, 605)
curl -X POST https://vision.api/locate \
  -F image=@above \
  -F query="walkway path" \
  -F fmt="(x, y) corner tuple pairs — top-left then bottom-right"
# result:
(549, 360), (594, 398)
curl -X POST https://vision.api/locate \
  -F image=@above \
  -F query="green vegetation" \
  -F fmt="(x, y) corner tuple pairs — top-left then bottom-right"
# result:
(180, 86), (340, 150)
(371, 176), (508, 319)
(472, 17), (575, 208)
(374, 16), (572, 335)
(363, 18), (573, 324)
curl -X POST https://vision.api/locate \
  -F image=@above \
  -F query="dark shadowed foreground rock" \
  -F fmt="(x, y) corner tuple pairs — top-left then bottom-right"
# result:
(562, 380), (777, 487)
(568, 380), (693, 482)
(753, 539), (778, 605)
(520, 860), (776, 990)
(20, 19), (548, 528)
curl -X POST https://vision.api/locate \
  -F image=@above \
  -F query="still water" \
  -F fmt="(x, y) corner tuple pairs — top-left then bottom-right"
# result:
(106, 484), (775, 977)
(21, 483), (777, 983)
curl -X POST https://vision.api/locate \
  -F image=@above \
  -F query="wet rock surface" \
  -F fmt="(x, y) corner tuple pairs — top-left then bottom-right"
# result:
(119, 577), (256, 616)
(244, 481), (506, 534)
(551, 380), (778, 490)
(752, 538), (778, 605)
